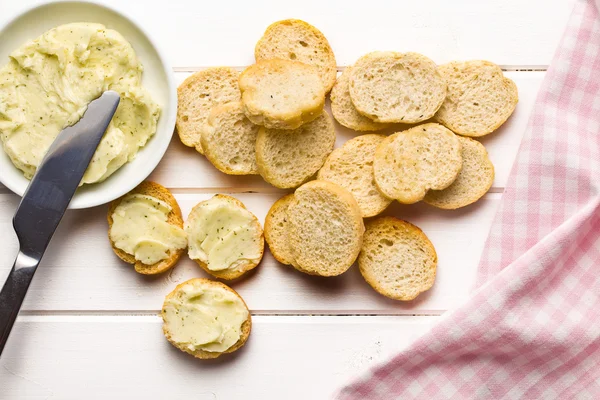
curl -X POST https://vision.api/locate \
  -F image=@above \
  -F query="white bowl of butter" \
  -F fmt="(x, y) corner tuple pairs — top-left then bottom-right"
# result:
(0, 1), (176, 209)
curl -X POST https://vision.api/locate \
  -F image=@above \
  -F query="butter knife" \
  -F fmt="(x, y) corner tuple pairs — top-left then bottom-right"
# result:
(0, 91), (120, 356)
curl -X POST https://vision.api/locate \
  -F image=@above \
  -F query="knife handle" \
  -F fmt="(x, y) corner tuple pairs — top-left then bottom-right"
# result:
(0, 251), (40, 356)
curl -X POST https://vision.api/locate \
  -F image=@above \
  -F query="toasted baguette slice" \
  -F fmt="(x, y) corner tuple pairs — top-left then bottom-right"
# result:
(202, 102), (259, 175)
(185, 194), (264, 280)
(435, 60), (518, 137)
(176, 67), (241, 153)
(330, 67), (389, 131)
(239, 59), (325, 130)
(424, 137), (494, 209)
(256, 111), (335, 189)
(255, 19), (337, 93)
(359, 217), (437, 301)
(162, 278), (251, 359)
(288, 180), (364, 276)
(264, 194), (295, 265)
(373, 123), (462, 204)
(348, 52), (446, 124)
(107, 181), (185, 275)
(318, 134), (392, 217)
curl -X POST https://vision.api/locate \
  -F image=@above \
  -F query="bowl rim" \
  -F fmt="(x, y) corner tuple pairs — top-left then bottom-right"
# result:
(0, 0), (177, 209)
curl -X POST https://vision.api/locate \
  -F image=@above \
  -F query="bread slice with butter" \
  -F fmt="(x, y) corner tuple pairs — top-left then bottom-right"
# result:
(348, 52), (446, 124)
(288, 180), (364, 276)
(373, 123), (463, 204)
(201, 102), (259, 175)
(435, 60), (518, 137)
(424, 136), (495, 209)
(264, 194), (295, 265)
(185, 194), (264, 280)
(318, 134), (392, 217)
(239, 59), (325, 130)
(359, 217), (437, 301)
(176, 67), (241, 154)
(162, 278), (251, 359)
(254, 19), (337, 93)
(107, 181), (187, 275)
(256, 111), (336, 189)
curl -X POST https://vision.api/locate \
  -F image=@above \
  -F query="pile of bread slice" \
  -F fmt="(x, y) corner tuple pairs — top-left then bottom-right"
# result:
(174, 18), (517, 301)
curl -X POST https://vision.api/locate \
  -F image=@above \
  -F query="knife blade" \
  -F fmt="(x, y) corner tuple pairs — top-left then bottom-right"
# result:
(0, 91), (120, 356)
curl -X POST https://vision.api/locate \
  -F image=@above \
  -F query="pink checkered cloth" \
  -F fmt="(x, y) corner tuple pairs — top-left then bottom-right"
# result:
(337, 0), (600, 398)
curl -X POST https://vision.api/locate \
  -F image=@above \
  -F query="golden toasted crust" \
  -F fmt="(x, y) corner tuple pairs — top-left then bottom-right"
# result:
(202, 102), (260, 175)
(435, 60), (518, 137)
(176, 67), (241, 154)
(373, 123), (463, 204)
(288, 180), (364, 277)
(424, 137), (495, 209)
(330, 67), (390, 131)
(264, 194), (295, 265)
(349, 52), (446, 124)
(161, 278), (252, 359)
(255, 111), (335, 189)
(359, 217), (437, 301)
(255, 19), (337, 93)
(107, 181), (185, 275)
(239, 59), (325, 130)
(186, 194), (264, 280)
(317, 134), (392, 217)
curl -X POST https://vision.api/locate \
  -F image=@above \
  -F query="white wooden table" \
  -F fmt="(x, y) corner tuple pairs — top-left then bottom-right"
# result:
(0, 0), (575, 398)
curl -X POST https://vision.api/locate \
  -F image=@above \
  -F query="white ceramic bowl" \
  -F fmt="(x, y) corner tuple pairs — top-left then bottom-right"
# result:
(0, 1), (176, 209)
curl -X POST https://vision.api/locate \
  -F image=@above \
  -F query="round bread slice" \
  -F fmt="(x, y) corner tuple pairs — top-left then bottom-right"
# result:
(288, 180), (364, 277)
(162, 278), (251, 359)
(348, 52), (446, 124)
(359, 217), (437, 301)
(185, 194), (264, 280)
(424, 136), (494, 209)
(435, 60), (518, 137)
(254, 19), (337, 93)
(256, 111), (335, 189)
(318, 134), (392, 217)
(264, 194), (295, 265)
(373, 123), (462, 204)
(330, 67), (390, 131)
(201, 102), (259, 175)
(239, 59), (325, 130)
(107, 181), (185, 275)
(176, 67), (241, 153)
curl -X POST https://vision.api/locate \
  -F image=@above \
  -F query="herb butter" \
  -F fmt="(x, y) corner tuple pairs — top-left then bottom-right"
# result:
(0, 23), (160, 184)
(185, 196), (262, 272)
(162, 280), (249, 353)
(110, 193), (187, 265)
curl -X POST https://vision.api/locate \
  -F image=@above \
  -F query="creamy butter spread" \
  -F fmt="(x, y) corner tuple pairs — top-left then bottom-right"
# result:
(185, 196), (262, 272)
(0, 23), (160, 184)
(162, 281), (248, 353)
(110, 194), (187, 265)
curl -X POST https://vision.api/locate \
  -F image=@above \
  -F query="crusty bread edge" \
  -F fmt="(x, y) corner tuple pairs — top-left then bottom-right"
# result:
(264, 193), (296, 265)
(106, 181), (185, 275)
(359, 216), (438, 301)
(423, 137), (495, 209)
(254, 19), (337, 93)
(288, 180), (365, 277)
(161, 278), (252, 359)
(239, 59), (326, 130)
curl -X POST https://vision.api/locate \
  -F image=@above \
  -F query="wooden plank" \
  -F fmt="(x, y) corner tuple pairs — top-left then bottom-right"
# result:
(0, 192), (500, 313)
(0, 315), (437, 399)
(0, 0), (574, 67)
